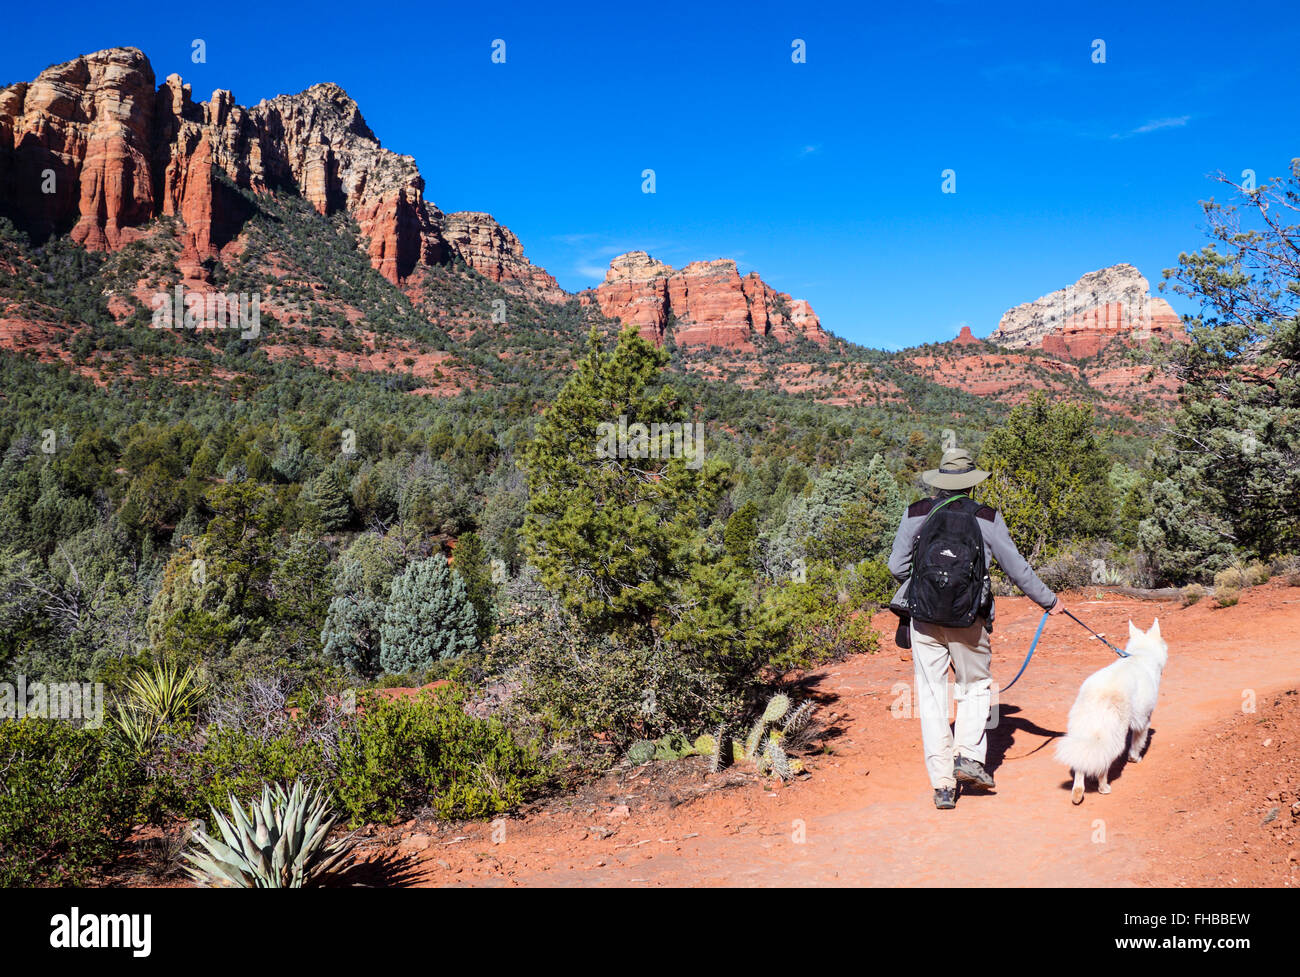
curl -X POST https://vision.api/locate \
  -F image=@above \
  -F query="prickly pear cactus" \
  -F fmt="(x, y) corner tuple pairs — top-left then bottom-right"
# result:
(653, 732), (692, 760)
(744, 718), (767, 761)
(762, 693), (791, 723)
(765, 734), (793, 780)
(693, 733), (716, 757)
(627, 739), (656, 764)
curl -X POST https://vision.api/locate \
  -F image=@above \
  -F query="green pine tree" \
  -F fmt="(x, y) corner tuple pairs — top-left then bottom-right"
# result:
(302, 466), (351, 531)
(977, 393), (1113, 558)
(451, 531), (495, 643)
(1140, 161), (1300, 579)
(521, 325), (729, 636)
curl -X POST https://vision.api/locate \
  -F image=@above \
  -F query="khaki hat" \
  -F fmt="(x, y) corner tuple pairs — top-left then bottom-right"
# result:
(922, 447), (990, 490)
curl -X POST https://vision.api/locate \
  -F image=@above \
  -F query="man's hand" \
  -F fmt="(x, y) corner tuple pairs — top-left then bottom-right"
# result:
(1048, 599), (1066, 616)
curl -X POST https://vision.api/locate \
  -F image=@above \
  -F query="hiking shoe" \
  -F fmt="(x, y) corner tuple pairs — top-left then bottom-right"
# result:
(954, 756), (995, 790)
(934, 787), (957, 810)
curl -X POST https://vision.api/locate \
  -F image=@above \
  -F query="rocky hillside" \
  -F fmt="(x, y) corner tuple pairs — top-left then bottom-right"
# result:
(0, 45), (1191, 429)
(0, 47), (558, 297)
(883, 263), (1189, 419)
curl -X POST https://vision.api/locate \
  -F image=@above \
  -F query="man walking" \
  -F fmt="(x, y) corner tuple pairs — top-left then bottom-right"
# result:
(889, 447), (1064, 809)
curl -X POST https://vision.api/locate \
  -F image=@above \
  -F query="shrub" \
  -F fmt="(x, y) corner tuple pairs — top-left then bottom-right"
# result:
(334, 686), (547, 825)
(843, 558), (896, 607)
(1181, 583), (1206, 606)
(1267, 555), (1300, 586)
(1028, 546), (1094, 593)
(1269, 554), (1300, 576)
(1213, 567), (1243, 607)
(143, 724), (327, 821)
(0, 719), (143, 886)
(1243, 561), (1271, 586)
(761, 563), (880, 671)
(484, 605), (759, 754)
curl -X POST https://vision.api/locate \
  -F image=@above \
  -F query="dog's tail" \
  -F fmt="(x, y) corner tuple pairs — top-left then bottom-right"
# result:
(1055, 687), (1130, 778)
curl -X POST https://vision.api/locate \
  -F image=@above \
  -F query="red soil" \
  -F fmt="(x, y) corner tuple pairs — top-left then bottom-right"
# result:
(109, 580), (1300, 888)
(367, 580), (1300, 887)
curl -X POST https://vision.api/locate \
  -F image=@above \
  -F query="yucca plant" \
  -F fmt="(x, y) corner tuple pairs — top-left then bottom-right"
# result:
(111, 660), (207, 752)
(183, 781), (355, 888)
(122, 660), (207, 724)
(111, 706), (162, 753)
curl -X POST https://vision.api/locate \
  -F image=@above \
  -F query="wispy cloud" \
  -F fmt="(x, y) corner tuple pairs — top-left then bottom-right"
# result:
(800, 144), (822, 156)
(1111, 115), (1191, 139)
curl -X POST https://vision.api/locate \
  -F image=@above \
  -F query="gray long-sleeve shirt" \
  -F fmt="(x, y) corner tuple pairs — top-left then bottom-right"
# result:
(888, 494), (1057, 629)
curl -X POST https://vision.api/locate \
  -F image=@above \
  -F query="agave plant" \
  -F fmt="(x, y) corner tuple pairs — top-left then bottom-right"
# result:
(182, 780), (354, 888)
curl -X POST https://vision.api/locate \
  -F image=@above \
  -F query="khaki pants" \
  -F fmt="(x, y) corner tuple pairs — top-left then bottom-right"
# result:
(911, 618), (992, 789)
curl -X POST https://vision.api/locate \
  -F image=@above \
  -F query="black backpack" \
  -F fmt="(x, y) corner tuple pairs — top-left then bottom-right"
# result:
(907, 494), (989, 629)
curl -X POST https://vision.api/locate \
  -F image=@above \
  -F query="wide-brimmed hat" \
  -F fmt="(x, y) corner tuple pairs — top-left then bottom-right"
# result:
(922, 447), (989, 490)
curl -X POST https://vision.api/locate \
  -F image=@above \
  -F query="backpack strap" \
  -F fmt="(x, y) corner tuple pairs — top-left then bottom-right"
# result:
(908, 492), (969, 558)
(918, 493), (967, 531)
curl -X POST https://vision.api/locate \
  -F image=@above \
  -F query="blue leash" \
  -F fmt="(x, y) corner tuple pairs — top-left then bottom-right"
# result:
(1000, 611), (1049, 692)
(1000, 608), (1129, 692)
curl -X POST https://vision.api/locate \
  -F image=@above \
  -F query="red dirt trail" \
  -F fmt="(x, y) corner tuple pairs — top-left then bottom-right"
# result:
(380, 581), (1300, 887)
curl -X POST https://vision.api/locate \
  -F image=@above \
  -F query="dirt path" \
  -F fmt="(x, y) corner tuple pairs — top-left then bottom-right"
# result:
(375, 581), (1300, 887)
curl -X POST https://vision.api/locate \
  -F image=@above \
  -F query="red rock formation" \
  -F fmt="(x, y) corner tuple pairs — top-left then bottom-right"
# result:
(954, 324), (980, 345)
(0, 48), (156, 248)
(992, 263), (1186, 359)
(440, 212), (563, 302)
(0, 47), (561, 300)
(590, 251), (828, 350)
(587, 250), (673, 342)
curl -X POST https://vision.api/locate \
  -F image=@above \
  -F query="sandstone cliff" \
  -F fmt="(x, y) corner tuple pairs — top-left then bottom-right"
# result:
(586, 250), (828, 350)
(0, 47), (558, 297)
(991, 263), (1183, 358)
(440, 212), (564, 302)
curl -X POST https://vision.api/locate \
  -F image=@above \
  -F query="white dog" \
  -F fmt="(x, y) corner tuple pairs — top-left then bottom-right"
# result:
(1055, 619), (1167, 804)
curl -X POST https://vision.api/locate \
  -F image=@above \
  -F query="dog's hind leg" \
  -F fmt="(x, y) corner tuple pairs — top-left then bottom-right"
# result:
(1129, 725), (1150, 763)
(1098, 767), (1111, 794)
(1071, 770), (1085, 805)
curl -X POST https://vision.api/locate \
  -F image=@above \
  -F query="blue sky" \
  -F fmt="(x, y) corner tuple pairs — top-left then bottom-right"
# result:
(5, 1), (1297, 348)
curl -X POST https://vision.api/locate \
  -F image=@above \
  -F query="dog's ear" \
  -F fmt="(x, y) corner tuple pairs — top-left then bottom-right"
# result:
(1128, 620), (1141, 643)
(1149, 618), (1161, 639)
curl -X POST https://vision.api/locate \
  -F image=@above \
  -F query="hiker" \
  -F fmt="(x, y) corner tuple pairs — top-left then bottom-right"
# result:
(888, 447), (1064, 810)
